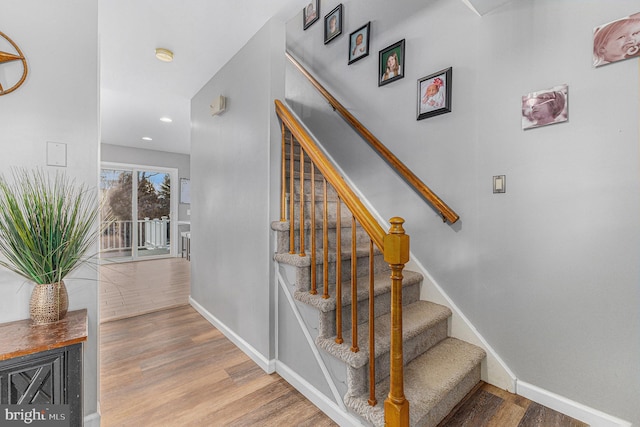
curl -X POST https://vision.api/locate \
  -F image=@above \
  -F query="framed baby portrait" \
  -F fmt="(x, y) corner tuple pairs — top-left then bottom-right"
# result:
(348, 22), (370, 64)
(324, 4), (343, 44)
(303, 0), (319, 30)
(417, 67), (452, 120)
(379, 39), (405, 86)
(521, 84), (568, 130)
(593, 12), (640, 67)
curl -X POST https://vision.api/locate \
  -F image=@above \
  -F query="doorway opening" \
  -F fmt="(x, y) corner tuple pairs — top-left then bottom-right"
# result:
(100, 162), (178, 261)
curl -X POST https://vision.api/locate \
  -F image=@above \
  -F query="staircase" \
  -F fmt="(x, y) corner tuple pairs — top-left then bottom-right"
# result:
(272, 116), (486, 426)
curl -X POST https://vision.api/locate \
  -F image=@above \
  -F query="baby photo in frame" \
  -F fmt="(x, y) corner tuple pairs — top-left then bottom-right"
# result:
(303, 0), (319, 30)
(379, 39), (405, 86)
(348, 22), (370, 64)
(324, 4), (343, 44)
(417, 67), (452, 120)
(593, 12), (640, 67)
(521, 84), (568, 130)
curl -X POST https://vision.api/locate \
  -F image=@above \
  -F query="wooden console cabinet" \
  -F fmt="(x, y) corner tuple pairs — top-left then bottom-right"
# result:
(0, 309), (87, 426)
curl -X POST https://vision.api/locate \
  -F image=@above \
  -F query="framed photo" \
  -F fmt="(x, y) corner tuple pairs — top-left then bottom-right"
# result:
(324, 4), (343, 44)
(417, 67), (452, 120)
(379, 39), (405, 86)
(348, 22), (370, 64)
(521, 84), (568, 130)
(593, 12), (640, 67)
(303, 0), (319, 30)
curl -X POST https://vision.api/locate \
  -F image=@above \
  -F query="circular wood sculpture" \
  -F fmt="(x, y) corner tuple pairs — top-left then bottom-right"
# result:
(0, 31), (28, 96)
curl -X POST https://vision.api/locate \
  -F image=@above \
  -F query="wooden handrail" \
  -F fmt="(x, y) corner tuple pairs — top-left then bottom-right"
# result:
(275, 99), (386, 250)
(285, 51), (459, 225)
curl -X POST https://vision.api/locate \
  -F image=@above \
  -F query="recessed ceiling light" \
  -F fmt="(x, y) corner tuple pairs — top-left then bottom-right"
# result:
(155, 48), (173, 62)
(160, 117), (172, 123)
(142, 137), (152, 141)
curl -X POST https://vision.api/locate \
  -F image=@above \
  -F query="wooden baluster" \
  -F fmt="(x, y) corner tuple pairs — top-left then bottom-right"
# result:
(280, 123), (286, 222)
(288, 133), (295, 254)
(322, 179), (329, 299)
(351, 215), (359, 353)
(298, 149), (305, 257)
(335, 198), (343, 344)
(368, 238), (377, 406)
(310, 164), (317, 295)
(383, 218), (410, 427)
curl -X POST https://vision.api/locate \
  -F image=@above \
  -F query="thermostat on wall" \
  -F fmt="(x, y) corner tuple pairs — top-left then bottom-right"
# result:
(210, 95), (226, 116)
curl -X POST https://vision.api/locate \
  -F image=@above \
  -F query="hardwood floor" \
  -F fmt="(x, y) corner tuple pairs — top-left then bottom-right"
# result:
(438, 382), (588, 427)
(100, 305), (336, 426)
(100, 257), (190, 322)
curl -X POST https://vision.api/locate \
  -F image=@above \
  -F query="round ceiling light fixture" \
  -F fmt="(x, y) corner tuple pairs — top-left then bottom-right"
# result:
(155, 48), (174, 62)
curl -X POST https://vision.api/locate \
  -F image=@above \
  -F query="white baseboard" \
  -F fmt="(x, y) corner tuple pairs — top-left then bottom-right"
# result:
(517, 381), (632, 427)
(84, 412), (100, 427)
(189, 297), (276, 374)
(276, 361), (365, 427)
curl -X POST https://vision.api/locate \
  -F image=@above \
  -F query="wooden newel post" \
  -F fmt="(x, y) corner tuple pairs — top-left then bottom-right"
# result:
(383, 217), (410, 427)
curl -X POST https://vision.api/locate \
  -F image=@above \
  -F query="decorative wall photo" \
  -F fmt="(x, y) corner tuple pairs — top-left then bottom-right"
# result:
(593, 12), (640, 67)
(348, 22), (370, 64)
(521, 84), (568, 130)
(324, 4), (343, 44)
(303, 0), (319, 30)
(417, 67), (452, 120)
(379, 39), (405, 86)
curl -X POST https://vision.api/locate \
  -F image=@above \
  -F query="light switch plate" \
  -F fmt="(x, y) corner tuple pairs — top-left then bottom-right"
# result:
(493, 175), (506, 193)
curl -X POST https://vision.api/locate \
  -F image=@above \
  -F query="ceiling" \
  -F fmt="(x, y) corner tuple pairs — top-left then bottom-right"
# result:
(98, 0), (510, 156)
(99, 0), (306, 155)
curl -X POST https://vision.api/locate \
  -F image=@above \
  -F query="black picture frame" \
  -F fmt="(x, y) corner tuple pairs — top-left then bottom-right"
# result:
(417, 67), (452, 120)
(324, 4), (343, 44)
(348, 22), (370, 64)
(303, 0), (319, 30)
(378, 39), (405, 86)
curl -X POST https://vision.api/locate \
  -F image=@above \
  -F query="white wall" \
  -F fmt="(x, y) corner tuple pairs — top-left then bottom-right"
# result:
(190, 20), (285, 360)
(285, 0), (639, 424)
(1, 0), (100, 421)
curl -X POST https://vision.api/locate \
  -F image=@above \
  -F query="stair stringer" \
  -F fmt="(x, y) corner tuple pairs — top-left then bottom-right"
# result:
(275, 262), (367, 427)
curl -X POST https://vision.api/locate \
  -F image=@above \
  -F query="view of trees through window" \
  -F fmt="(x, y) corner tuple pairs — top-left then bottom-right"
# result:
(104, 171), (170, 221)
(100, 168), (172, 259)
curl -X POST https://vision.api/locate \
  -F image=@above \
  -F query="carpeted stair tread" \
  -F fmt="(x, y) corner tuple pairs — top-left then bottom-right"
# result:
(317, 300), (452, 369)
(345, 337), (486, 427)
(271, 218), (363, 234)
(273, 244), (383, 268)
(288, 169), (326, 182)
(294, 269), (423, 313)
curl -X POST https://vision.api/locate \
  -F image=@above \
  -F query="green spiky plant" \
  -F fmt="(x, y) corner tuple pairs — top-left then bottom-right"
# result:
(0, 168), (100, 285)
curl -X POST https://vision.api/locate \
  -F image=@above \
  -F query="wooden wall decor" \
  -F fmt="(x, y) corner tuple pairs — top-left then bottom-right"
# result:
(0, 31), (28, 96)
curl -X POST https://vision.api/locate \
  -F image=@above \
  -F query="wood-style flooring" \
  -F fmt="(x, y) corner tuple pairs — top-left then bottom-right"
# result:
(99, 258), (588, 426)
(100, 257), (190, 322)
(100, 305), (336, 426)
(438, 382), (588, 427)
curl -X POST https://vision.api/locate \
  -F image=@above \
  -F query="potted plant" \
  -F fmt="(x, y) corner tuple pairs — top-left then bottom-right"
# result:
(0, 168), (100, 324)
